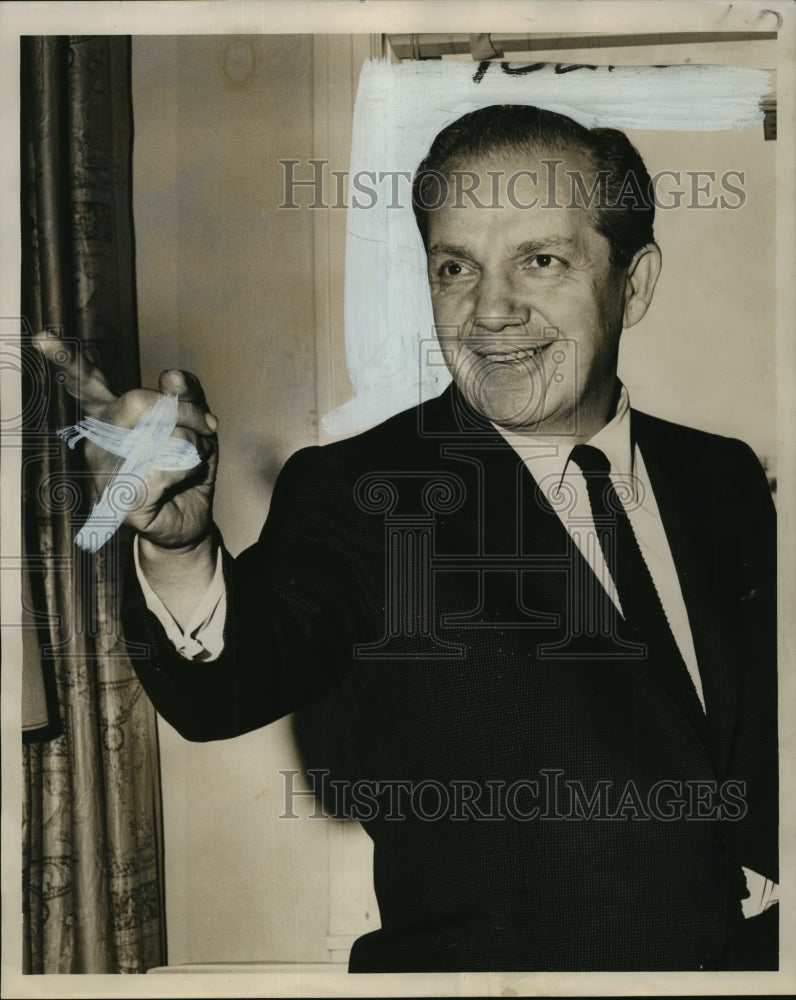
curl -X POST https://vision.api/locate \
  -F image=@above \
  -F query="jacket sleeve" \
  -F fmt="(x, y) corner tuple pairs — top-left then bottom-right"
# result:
(122, 444), (381, 741)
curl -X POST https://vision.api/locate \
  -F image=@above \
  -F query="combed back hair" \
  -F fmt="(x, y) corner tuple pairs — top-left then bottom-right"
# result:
(412, 105), (655, 269)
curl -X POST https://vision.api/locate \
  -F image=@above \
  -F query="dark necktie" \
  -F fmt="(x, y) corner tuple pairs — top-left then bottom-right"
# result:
(568, 443), (705, 721)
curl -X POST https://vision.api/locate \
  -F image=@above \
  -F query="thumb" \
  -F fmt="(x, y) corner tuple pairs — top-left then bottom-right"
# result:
(159, 369), (208, 410)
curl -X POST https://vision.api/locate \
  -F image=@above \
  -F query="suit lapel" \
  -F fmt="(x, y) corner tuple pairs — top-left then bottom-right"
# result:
(427, 386), (574, 628)
(631, 411), (740, 773)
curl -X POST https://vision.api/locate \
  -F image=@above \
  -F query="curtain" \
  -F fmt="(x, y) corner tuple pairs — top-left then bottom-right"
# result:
(20, 36), (166, 973)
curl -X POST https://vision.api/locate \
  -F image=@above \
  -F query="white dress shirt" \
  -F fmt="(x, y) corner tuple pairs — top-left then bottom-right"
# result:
(133, 535), (226, 661)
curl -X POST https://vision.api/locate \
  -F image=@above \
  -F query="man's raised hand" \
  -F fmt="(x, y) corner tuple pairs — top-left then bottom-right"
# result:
(34, 331), (219, 552)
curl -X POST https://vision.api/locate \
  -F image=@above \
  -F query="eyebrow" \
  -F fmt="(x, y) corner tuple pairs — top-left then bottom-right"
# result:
(427, 237), (579, 260)
(512, 237), (578, 258)
(427, 242), (475, 259)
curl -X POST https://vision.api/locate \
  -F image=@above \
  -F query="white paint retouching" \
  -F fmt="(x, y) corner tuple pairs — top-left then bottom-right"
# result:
(58, 393), (200, 552)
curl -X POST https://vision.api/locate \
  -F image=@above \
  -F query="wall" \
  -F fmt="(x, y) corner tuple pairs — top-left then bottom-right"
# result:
(132, 34), (341, 965)
(133, 34), (320, 556)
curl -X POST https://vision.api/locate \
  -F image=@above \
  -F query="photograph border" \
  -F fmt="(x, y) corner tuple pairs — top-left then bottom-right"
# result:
(2, 2), (794, 998)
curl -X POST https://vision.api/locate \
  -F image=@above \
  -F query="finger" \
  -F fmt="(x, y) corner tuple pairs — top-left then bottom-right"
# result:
(159, 370), (208, 408)
(143, 464), (205, 500)
(175, 399), (218, 437)
(33, 330), (116, 412)
(108, 391), (216, 437)
(170, 424), (217, 463)
(159, 370), (217, 433)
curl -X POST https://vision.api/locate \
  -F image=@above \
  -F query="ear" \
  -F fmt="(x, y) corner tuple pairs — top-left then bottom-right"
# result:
(622, 243), (662, 329)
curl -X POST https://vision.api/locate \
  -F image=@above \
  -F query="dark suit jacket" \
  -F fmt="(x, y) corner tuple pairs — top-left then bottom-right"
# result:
(124, 385), (778, 972)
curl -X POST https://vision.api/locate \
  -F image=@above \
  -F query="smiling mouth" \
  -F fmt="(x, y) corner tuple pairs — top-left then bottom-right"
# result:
(474, 342), (556, 363)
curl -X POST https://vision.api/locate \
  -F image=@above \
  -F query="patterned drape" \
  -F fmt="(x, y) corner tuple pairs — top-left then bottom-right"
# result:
(21, 36), (166, 973)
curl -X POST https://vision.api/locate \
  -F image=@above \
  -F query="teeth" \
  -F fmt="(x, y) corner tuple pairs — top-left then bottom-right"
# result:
(483, 347), (540, 362)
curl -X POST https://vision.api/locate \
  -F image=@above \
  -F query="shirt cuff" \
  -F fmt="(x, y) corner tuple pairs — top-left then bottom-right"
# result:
(741, 867), (779, 919)
(133, 535), (227, 661)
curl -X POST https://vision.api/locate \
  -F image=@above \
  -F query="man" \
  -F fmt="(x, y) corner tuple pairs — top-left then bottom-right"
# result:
(37, 105), (778, 972)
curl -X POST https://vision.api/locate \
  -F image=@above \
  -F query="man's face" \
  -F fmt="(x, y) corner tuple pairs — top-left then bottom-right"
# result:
(425, 148), (629, 437)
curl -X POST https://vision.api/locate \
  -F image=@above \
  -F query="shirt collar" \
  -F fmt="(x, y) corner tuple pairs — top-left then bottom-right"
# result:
(491, 383), (634, 495)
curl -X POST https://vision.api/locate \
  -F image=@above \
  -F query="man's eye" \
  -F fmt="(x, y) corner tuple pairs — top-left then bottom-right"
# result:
(524, 254), (566, 274)
(438, 261), (469, 278)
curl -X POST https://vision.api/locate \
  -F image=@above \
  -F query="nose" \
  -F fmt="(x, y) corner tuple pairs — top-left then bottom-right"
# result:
(472, 269), (529, 332)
